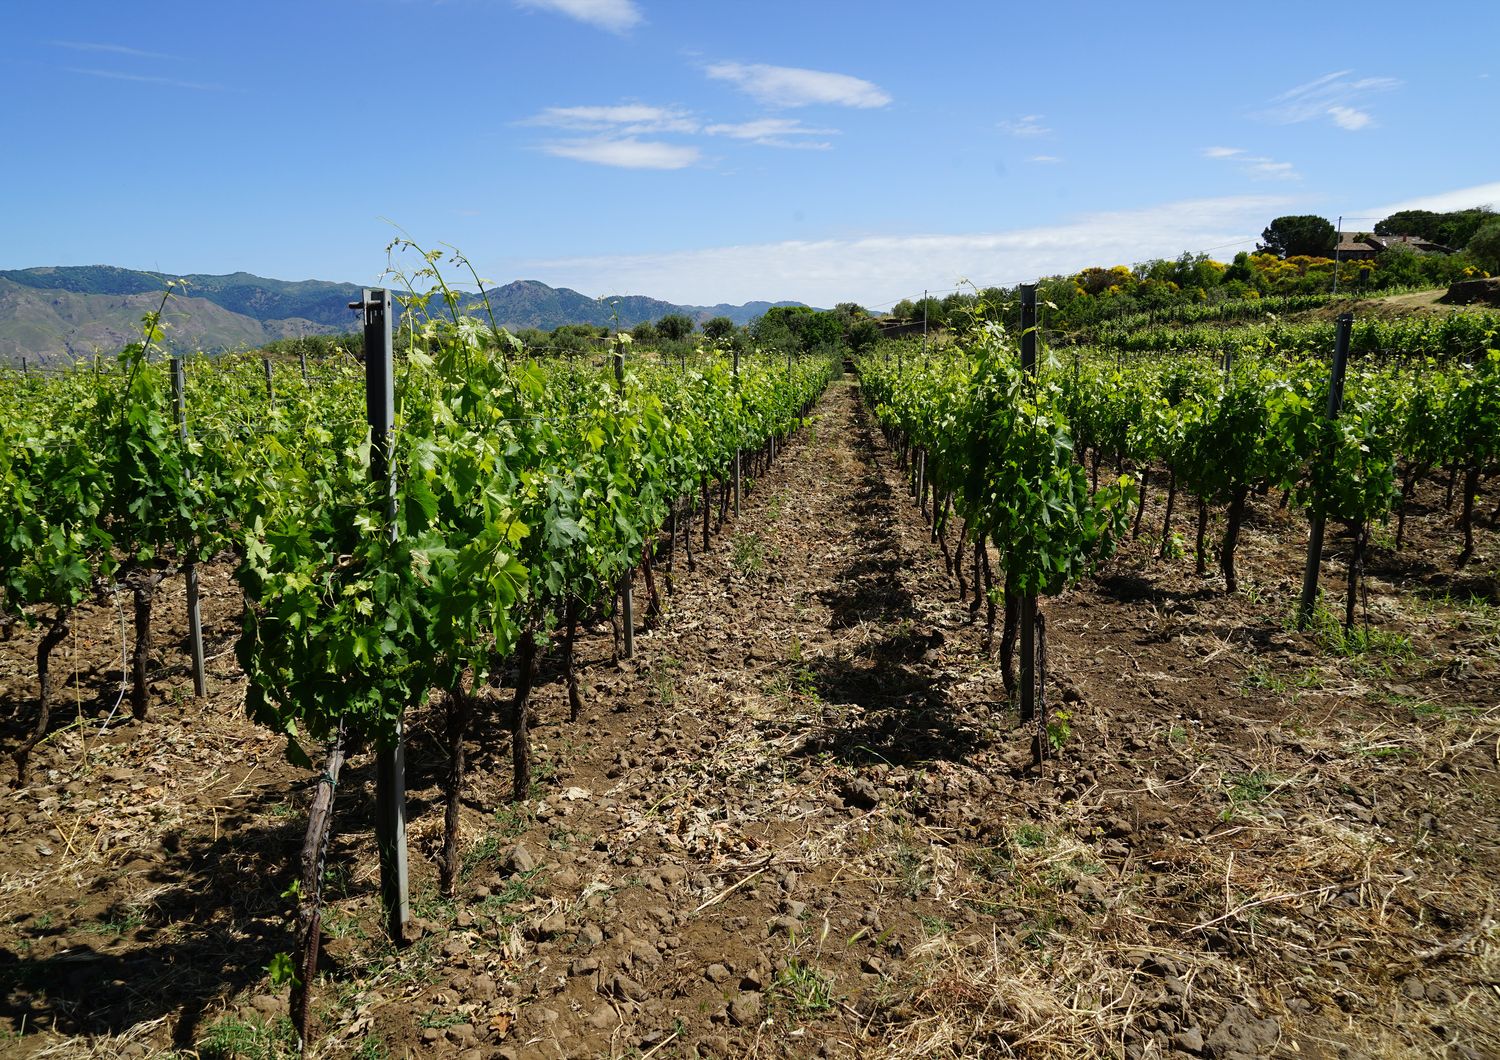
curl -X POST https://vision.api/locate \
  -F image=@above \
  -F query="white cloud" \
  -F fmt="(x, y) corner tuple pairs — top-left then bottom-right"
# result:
(1247, 159), (1298, 180)
(705, 62), (890, 108)
(1255, 70), (1398, 130)
(999, 115), (1049, 137)
(1203, 146), (1299, 181)
(526, 104), (700, 135)
(541, 137), (700, 169)
(703, 118), (835, 148)
(524, 104), (843, 159)
(1327, 105), (1372, 131)
(514, 0), (642, 33)
(1363, 180), (1500, 217)
(513, 194), (1292, 306)
(1027, 155), (1062, 164)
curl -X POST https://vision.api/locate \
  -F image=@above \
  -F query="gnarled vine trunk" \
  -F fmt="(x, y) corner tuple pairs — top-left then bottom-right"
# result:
(129, 570), (165, 720)
(440, 687), (473, 898)
(12, 612), (70, 785)
(293, 721), (347, 1048)
(511, 631), (538, 803)
(1220, 484), (1249, 593)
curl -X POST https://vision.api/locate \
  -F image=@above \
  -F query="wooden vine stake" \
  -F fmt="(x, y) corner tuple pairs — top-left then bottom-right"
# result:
(357, 288), (411, 942)
(1296, 313), (1353, 630)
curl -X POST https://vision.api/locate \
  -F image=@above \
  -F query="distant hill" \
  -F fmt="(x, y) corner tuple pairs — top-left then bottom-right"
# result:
(0, 266), (809, 366)
(476, 279), (804, 331)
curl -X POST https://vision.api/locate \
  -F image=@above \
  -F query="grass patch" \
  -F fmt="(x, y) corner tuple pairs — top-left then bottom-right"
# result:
(197, 1013), (298, 1060)
(352, 1033), (389, 1060)
(82, 907), (144, 938)
(410, 887), (455, 924)
(649, 654), (683, 707)
(1240, 664), (1288, 695)
(771, 959), (835, 1018)
(461, 833), (504, 882)
(1298, 603), (1415, 659)
(492, 803), (534, 841)
(477, 869), (542, 925)
(732, 532), (767, 575)
(1011, 823), (1047, 851)
(918, 914), (954, 937)
(893, 839), (931, 897)
(1221, 769), (1280, 820)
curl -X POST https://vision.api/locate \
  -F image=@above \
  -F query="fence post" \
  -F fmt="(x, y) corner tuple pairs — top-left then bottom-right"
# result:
(353, 288), (410, 942)
(263, 356), (275, 407)
(614, 338), (634, 659)
(171, 357), (208, 699)
(921, 289), (928, 358)
(733, 347), (742, 517)
(1297, 313), (1353, 629)
(1018, 284), (1040, 751)
(21, 357), (28, 380)
(299, 349), (309, 385)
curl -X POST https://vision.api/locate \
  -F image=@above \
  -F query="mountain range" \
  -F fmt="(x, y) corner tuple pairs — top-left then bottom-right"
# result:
(0, 266), (809, 366)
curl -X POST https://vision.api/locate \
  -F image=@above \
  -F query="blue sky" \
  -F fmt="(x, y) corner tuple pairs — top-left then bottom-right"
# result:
(2, 0), (1497, 308)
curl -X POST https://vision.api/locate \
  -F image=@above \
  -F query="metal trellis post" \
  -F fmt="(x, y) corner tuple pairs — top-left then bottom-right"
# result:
(171, 357), (207, 699)
(733, 347), (742, 517)
(353, 288), (410, 942)
(614, 338), (634, 659)
(1018, 284), (1040, 747)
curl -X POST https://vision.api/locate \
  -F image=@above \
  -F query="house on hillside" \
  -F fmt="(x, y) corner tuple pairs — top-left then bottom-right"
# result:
(1335, 234), (1382, 260)
(1335, 232), (1455, 259)
(1376, 234), (1455, 255)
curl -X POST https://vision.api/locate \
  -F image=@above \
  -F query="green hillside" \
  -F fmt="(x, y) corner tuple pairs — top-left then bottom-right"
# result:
(0, 266), (808, 366)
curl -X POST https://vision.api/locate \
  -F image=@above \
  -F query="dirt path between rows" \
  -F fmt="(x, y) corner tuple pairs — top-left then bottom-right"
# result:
(3, 377), (1497, 1060)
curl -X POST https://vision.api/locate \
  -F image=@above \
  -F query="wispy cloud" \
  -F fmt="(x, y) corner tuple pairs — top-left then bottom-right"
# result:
(1364, 180), (1500, 217)
(514, 194), (1292, 305)
(999, 115), (1049, 137)
(1255, 70), (1399, 130)
(64, 67), (222, 91)
(705, 62), (890, 108)
(525, 104), (700, 135)
(513, 0), (642, 33)
(541, 137), (699, 170)
(1327, 105), (1372, 131)
(1201, 146), (1299, 181)
(524, 103), (840, 161)
(703, 118), (835, 148)
(52, 40), (177, 60)
(1026, 155), (1062, 164)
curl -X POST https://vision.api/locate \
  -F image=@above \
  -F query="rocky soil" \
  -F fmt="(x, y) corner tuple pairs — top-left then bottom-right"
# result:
(2, 378), (1497, 1059)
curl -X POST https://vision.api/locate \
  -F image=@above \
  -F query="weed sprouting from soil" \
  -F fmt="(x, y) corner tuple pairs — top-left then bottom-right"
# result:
(771, 959), (835, 1017)
(197, 1014), (298, 1060)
